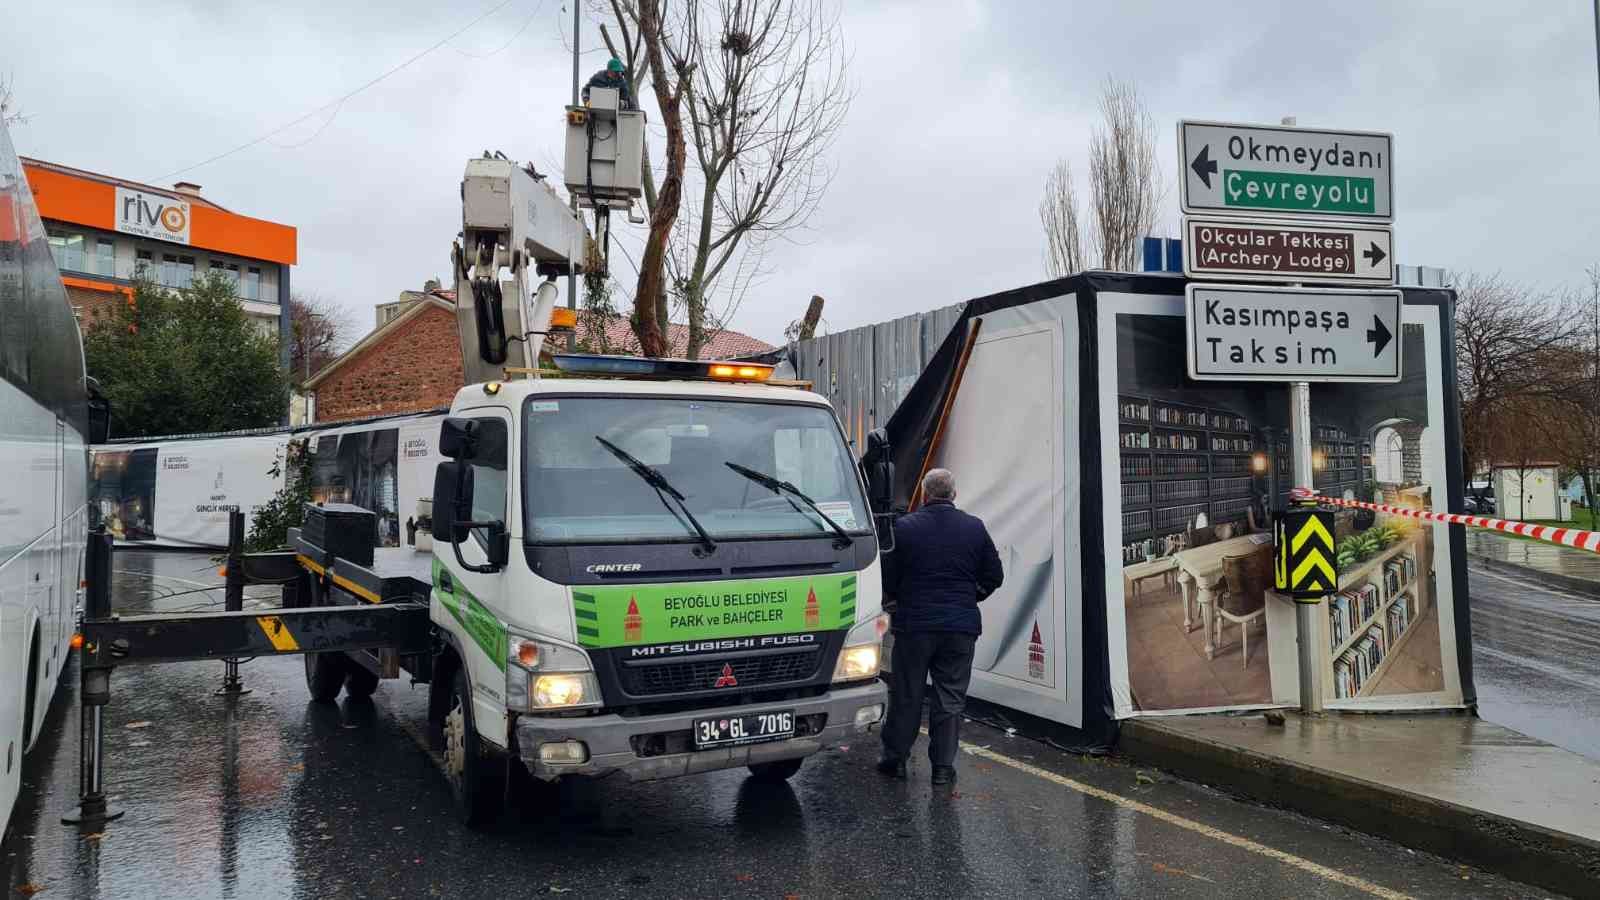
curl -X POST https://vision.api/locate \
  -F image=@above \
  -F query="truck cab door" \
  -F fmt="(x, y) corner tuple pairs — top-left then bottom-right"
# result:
(435, 408), (514, 734)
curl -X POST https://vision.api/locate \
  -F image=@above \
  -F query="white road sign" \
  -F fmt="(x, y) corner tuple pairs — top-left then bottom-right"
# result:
(1185, 284), (1402, 382)
(1183, 217), (1394, 285)
(1179, 120), (1394, 223)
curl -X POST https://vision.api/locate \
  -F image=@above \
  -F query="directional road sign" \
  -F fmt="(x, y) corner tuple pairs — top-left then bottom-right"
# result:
(1185, 284), (1402, 382)
(1183, 217), (1394, 285)
(1274, 506), (1338, 601)
(1179, 120), (1394, 223)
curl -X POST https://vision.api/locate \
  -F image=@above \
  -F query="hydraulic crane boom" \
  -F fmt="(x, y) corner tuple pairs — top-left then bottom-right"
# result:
(451, 87), (644, 385)
(451, 158), (588, 385)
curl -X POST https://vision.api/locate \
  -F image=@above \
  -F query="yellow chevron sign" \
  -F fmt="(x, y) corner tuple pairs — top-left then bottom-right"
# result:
(1274, 507), (1338, 602)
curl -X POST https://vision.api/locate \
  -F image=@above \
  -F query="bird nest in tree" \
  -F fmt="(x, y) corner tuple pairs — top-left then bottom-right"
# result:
(721, 31), (754, 55)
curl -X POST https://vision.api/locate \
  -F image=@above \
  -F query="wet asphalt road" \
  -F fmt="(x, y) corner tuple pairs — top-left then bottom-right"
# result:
(1, 552), (1553, 899)
(1470, 565), (1600, 762)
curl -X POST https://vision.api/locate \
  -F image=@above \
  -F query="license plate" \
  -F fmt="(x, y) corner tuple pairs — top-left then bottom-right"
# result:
(693, 710), (795, 749)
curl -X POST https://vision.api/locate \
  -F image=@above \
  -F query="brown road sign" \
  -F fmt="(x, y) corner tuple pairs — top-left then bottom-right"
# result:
(1183, 217), (1394, 285)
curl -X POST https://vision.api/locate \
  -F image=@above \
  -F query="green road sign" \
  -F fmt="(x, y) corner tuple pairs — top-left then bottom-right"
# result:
(1179, 120), (1394, 223)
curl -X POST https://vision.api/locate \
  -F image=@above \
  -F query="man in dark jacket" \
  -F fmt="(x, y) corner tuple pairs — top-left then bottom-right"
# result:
(582, 57), (634, 109)
(877, 468), (1004, 785)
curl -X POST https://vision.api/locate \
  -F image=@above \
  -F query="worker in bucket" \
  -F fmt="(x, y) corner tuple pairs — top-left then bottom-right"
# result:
(877, 468), (1004, 786)
(582, 57), (634, 109)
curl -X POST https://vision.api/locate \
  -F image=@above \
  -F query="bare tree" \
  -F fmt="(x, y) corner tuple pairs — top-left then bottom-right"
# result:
(289, 293), (351, 386)
(0, 74), (27, 126)
(1485, 395), (1562, 522)
(1085, 78), (1163, 271)
(606, 0), (692, 358)
(1452, 271), (1581, 480)
(1039, 158), (1084, 278)
(603, 0), (850, 358)
(1540, 265), (1600, 528)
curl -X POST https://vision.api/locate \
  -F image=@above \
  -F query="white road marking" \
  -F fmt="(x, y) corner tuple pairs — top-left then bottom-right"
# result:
(956, 739), (1414, 899)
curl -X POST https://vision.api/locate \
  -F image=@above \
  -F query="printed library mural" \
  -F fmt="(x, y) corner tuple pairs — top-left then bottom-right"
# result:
(90, 448), (158, 541)
(1114, 312), (1450, 712)
(309, 427), (402, 547)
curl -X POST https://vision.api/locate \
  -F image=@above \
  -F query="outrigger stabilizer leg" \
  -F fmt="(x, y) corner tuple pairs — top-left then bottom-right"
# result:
(215, 510), (252, 697)
(62, 527), (124, 828)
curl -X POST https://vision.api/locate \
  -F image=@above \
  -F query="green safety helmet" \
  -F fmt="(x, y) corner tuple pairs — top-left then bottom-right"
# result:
(607, 57), (624, 73)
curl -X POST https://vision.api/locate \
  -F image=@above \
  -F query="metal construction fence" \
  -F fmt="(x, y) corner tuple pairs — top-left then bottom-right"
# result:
(778, 301), (966, 447)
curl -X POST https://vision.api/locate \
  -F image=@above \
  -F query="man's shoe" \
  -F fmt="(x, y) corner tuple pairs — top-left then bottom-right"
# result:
(931, 766), (957, 786)
(876, 757), (908, 779)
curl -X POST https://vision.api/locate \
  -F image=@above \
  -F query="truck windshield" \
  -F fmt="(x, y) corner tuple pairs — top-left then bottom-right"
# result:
(523, 396), (872, 544)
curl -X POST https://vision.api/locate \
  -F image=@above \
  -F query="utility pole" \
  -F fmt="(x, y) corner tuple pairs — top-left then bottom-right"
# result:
(1594, 0), (1599, 124)
(568, 2), (581, 352)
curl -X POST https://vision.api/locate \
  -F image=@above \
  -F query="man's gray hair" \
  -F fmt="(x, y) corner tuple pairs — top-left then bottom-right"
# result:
(922, 468), (956, 501)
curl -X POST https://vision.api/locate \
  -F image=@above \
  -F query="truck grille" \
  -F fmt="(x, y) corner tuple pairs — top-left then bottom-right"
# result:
(619, 649), (821, 697)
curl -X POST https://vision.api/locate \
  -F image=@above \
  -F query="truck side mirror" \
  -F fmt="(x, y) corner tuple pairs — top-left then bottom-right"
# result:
(432, 461), (474, 544)
(860, 428), (895, 515)
(432, 460), (509, 574)
(481, 522), (510, 569)
(86, 376), (111, 444)
(439, 417), (480, 460)
(874, 512), (897, 553)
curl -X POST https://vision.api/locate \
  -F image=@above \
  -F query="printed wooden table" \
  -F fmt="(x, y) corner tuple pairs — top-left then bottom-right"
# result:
(1174, 534), (1274, 659)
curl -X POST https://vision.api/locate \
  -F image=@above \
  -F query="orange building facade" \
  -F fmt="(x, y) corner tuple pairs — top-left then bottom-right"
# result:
(21, 158), (297, 360)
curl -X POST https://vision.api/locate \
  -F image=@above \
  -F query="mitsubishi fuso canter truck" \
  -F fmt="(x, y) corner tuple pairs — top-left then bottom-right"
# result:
(290, 151), (889, 826)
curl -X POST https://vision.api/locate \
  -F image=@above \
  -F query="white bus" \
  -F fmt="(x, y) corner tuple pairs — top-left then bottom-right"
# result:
(0, 119), (100, 836)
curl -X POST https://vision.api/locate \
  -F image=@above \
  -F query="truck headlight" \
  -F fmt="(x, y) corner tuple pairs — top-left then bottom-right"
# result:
(533, 673), (601, 708)
(832, 613), (888, 683)
(507, 633), (601, 711)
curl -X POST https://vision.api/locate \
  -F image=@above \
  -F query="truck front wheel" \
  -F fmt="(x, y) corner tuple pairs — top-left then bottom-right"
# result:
(443, 668), (505, 827)
(747, 757), (804, 782)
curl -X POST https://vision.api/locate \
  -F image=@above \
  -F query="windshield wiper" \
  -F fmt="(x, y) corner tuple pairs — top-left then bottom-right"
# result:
(724, 461), (854, 547)
(595, 436), (716, 553)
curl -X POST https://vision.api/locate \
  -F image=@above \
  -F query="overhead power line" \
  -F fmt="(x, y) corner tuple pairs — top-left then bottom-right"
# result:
(452, 0), (543, 58)
(152, 0), (519, 182)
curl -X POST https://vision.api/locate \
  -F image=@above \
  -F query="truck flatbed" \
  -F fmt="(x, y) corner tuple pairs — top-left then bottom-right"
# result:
(289, 528), (432, 604)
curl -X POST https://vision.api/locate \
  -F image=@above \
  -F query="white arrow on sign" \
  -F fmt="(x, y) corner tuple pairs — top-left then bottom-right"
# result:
(1185, 284), (1402, 383)
(1179, 120), (1394, 223)
(1183, 217), (1394, 285)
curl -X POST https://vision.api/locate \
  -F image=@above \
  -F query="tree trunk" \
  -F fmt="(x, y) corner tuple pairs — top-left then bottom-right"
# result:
(683, 180), (718, 360)
(631, 0), (683, 359)
(1586, 472), (1598, 531)
(798, 295), (824, 340)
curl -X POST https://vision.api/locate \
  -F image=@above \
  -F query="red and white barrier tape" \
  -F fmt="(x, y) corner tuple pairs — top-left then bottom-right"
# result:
(1291, 488), (1600, 554)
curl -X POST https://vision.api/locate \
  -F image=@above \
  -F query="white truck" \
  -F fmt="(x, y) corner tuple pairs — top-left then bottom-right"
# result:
(291, 97), (889, 825)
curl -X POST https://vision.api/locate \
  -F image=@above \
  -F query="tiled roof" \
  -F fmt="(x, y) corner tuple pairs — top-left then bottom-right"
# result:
(427, 289), (774, 359)
(584, 315), (774, 360)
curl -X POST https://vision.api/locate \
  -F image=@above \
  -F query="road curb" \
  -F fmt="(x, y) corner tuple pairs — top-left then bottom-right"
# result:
(1467, 552), (1600, 600)
(1118, 716), (1600, 898)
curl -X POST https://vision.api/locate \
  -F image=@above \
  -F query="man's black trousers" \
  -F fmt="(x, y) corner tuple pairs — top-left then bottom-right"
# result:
(881, 630), (977, 768)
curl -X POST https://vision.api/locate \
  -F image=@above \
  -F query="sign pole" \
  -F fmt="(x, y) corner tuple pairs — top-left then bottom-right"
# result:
(1290, 380), (1325, 713)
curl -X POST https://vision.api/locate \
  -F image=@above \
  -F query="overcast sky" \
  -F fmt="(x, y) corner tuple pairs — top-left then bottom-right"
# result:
(6, 0), (1597, 348)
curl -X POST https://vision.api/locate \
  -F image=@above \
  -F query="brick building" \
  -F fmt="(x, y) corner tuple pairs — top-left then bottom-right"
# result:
(306, 287), (775, 423)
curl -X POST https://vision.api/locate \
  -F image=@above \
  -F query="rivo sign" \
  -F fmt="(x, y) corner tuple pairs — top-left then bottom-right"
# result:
(115, 186), (190, 245)
(1274, 506), (1338, 602)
